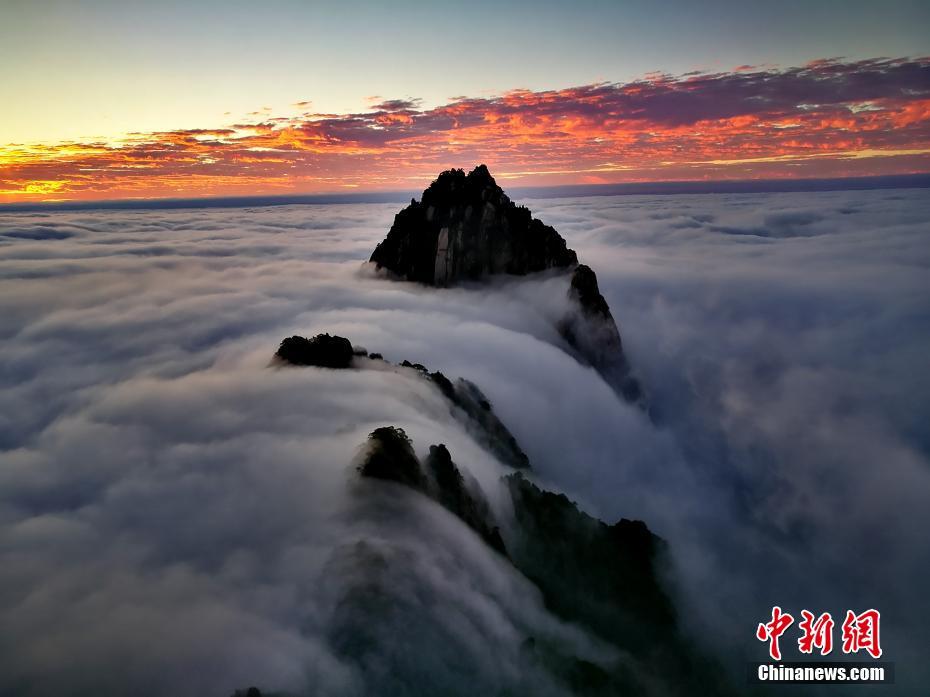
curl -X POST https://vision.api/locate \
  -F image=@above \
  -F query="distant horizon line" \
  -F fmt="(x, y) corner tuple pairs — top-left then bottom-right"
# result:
(2, 173), (928, 213)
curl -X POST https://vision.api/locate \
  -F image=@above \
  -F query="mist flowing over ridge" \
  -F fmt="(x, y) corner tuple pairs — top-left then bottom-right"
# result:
(0, 183), (928, 695)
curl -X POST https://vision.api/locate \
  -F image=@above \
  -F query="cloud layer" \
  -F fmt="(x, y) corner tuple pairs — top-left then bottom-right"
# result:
(1, 186), (929, 695)
(2, 57), (929, 202)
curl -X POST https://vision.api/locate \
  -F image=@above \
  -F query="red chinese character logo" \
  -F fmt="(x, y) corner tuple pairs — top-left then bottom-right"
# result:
(757, 606), (794, 660)
(798, 610), (834, 655)
(842, 609), (882, 658)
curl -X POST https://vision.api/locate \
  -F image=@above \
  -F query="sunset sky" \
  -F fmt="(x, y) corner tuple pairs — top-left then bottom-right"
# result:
(2, 0), (929, 202)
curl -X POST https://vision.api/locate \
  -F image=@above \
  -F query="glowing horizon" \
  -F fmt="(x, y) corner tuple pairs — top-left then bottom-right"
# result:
(2, 57), (929, 203)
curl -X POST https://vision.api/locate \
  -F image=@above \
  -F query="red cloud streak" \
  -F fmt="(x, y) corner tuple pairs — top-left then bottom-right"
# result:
(2, 57), (929, 202)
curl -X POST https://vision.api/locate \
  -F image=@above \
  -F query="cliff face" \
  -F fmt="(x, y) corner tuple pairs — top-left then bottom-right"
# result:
(504, 472), (676, 649)
(370, 165), (577, 285)
(562, 265), (642, 403)
(369, 165), (643, 405)
(357, 427), (508, 555)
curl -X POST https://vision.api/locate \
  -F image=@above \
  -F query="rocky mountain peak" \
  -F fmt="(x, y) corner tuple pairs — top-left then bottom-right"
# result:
(370, 164), (577, 285)
(369, 165), (644, 406)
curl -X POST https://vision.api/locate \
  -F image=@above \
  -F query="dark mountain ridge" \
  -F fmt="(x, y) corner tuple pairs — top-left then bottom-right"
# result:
(270, 332), (732, 695)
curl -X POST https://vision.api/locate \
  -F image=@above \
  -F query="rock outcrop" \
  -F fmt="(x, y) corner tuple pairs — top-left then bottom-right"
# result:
(369, 165), (643, 405)
(504, 472), (675, 649)
(562, 264), (642, 402)
(424, 443), (507, 555)
(274, 333), (354, 368)
(425, 369), (530, 470)
(358, 426), (427, 490)
(370, 164), (577, 285)
(357, 427), (507, 555)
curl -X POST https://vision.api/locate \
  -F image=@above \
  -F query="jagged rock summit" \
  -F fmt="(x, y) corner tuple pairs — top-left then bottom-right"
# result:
(370, 164), (577, 284)
(370, 165), (643, 404)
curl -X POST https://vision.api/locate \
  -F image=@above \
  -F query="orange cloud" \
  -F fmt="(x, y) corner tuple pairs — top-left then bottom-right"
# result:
(2, 57), (929, 202)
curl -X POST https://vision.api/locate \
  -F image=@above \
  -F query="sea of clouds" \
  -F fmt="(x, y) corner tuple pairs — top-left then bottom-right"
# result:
(1, 187), (928, 695)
